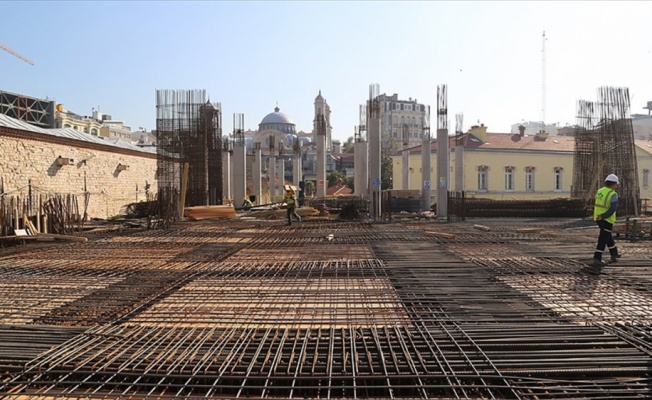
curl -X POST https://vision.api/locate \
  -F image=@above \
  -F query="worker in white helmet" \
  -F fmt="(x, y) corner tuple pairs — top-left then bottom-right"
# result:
(590, 173), (621, 271)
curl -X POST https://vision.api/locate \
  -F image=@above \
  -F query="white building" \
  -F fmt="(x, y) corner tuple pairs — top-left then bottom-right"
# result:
(375, 93), (428, 150)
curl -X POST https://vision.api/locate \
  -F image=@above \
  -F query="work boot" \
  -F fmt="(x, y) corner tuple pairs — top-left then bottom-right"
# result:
(610, 254), (621, 263)
(591, 259), (606, 268)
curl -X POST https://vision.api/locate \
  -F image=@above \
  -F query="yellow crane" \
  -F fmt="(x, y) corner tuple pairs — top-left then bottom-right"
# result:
(0, 42), (34, 66)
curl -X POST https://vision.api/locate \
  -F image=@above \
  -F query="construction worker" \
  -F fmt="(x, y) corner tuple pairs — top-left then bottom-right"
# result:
(241, 196), (253, 210)
(591, 173), (621, 270)
(283, 185), (301, 226)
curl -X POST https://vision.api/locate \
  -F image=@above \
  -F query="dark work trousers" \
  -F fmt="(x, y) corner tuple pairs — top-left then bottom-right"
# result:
(593, 220), (618, 261)
(287, 205), (301, 225)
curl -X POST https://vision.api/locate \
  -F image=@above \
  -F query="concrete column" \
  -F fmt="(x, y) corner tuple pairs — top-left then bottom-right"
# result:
(253, 145), (262, 205)
(316, 132), (326, 198)
(278, 158), (285, 194)
(368, 116), (381, 220)
(402, 150), (410, 190)
(354, 141), (368, 197)
(293, 153), (302, 188)
(454, 144), (464, 191)
(222, 149), (231, 203)
(421, 135), (431, 212)
(232, 143), (246, 207)
(269, 155), (277, 200)
(436, 128), (449, 218)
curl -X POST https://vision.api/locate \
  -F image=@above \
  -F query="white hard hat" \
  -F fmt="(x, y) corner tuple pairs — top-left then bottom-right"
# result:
(606, 174), (619, 184)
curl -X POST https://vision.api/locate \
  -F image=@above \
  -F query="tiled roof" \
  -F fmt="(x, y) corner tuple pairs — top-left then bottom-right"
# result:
(0, 114), (155, 154)
(327, 183), (352, 196)
(402, 132), (575, 154)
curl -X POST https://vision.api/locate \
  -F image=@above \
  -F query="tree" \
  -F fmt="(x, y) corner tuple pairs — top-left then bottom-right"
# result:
(342, 136), (355, 153)
(304, 180), (314, 197)
(327, 170), (347, 188)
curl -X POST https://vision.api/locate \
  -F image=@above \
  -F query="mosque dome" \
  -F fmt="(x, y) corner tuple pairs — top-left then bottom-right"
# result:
(260, 107), (295, 126)
(285, 133), (298, 146)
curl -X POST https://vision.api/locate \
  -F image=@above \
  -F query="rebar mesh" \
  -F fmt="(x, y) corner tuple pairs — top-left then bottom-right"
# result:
(3, 219), (652, 398)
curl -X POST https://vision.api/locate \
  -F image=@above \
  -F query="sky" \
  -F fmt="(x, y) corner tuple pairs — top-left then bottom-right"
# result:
(2, 1), (652, 142)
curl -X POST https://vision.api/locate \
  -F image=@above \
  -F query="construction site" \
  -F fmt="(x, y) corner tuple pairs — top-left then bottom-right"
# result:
(2, 80), (652, 399)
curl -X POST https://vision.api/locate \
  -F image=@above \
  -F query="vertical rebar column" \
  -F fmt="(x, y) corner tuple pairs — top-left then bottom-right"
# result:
(232, 113), (246, 207)
(253, 142), (262, 206)
(292, 139), (302, 189)
(269, 136), (277, 201)
(156, 89), (212, 225)
(597, 86), (640, 216)
(421, 106), (431, 212)
(199, 101), (221, 205)
(436, 85), (449, 218)
(402, 124), (410, 190)
(315, 113), (327, 198)
(368, 83), (381, 221)
(454, 113), (464, 191)
(354, 106), (369, 198)
(571, 100), (599, 200)
(210, 103), (223, 204)
(278, 144), (285, 194)
(222, 138), (232, 203)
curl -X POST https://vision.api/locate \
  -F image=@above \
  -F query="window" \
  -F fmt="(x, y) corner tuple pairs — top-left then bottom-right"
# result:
(554, 167), (563, 191)
(644, 169), (650, 188)
(478, 166), (488, 191)
(91, 128), (98, 136)
(525, 167), (535, 191)
(64, 124), (71, 128)
(504, 166), (515, 190)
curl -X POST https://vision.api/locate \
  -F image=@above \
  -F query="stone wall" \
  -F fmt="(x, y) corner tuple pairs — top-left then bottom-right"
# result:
(0, 127), (161, 219)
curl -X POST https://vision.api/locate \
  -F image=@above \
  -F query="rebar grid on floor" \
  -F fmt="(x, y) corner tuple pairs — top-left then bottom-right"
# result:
(3, 219), (652, 399)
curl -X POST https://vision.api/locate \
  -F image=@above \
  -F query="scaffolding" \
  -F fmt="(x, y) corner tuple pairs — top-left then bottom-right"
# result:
(155, 89), (222, 227)
(572, 86), (640, 216)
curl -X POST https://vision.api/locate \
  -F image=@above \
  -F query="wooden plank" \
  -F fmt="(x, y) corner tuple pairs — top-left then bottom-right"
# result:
(35, 233), (88, 242)
(424, 231), (456, 239)
(179, 162), (189, 219)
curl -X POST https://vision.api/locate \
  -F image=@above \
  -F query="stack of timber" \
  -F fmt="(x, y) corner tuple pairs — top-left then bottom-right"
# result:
(0, 218), (87, 244)
(184, 205), (237, 221)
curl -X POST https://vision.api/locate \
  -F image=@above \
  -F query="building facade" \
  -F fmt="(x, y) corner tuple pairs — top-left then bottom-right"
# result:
(393, 124), (652, 211)
(0, 114), (158, 219)
(376, 93), (428, 150)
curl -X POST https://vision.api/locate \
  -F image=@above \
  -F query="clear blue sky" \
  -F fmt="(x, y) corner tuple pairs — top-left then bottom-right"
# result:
(2, 1), (651, 141)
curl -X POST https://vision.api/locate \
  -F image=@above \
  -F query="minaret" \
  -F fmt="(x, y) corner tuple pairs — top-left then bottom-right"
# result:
(315, 122), (326, 198)
(314, 90), (332, 151)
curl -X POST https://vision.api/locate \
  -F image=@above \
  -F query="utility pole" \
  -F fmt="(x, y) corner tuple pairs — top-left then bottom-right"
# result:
(436, 85), (449, 219)
(541, 31), (547, 133)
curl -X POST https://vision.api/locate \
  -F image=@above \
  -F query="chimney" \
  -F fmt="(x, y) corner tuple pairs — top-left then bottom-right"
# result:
(518, 124), (525, 137)
(469, 124), (488, 143)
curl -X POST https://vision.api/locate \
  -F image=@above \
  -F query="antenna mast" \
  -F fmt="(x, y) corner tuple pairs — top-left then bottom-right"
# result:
(541, 31), (546, 132)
